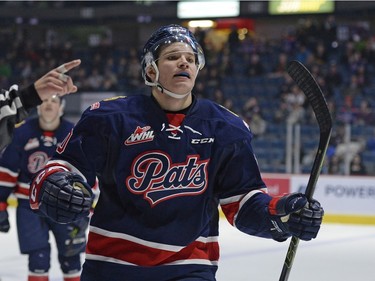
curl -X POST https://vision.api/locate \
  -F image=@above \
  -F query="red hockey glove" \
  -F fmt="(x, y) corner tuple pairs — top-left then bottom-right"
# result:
(0, 202), (10, 233)
(30, 166), (93, 224)
(268, 193), (324, 242)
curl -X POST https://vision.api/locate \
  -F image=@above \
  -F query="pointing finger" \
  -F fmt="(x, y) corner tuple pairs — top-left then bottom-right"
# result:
(56, 59), (81, 74)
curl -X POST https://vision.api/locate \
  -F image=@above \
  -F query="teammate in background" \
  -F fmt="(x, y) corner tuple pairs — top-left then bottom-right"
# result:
(0, 95), (88, 281)
(29, 24), (324, 281)
(0, 59), (81, 151)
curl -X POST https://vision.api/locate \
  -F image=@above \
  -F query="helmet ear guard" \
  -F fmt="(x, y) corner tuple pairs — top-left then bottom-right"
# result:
(144, 60), (160, 87)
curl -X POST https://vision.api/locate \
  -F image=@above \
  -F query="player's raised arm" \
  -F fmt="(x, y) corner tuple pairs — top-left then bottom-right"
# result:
(34, 59), (81, 99)
(0, 59), (81, 151)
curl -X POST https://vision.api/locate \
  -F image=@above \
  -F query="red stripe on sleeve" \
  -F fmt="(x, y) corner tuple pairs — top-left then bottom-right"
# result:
(0, 170), (17, 186)
(220, 201), (240, 225)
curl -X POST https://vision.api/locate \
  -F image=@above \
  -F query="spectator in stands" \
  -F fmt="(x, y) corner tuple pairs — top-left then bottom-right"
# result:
(274, 102), (289, 124)
(205, 68), (222, 91)
(126, 52), (143, 88)
(248, 112), (267, 137)
(328, 154), (344, 175)
(223, 97), (235, 113)
(295, 43), (312, 65)
(349, 154), (367, 175)
(355, 64), (370, 88)
(86, 68), (104, 91)
(283, 84), (306, 124)
(270, 52), (288, 77)
(342, 74), (362, 108)
(337, 101), (356, 124)
(227, 24), (240, 53)
(218, 46), (234, 76)
(321, 15), (337, 50)
(313, 41), (329, 65)
(242, 97), (267, 137)
(245, 53), (264, 77)
(324, 61), (343, 97)
(287, 102), (305, 124)
(355, 99), (374, 125)
(212, 88), (226, 105)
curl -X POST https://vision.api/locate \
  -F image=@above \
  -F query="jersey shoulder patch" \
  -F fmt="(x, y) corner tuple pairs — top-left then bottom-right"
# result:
(87, 96), (128, 113)
(103, 95), (127, 102)
(14, 120), (26, 128)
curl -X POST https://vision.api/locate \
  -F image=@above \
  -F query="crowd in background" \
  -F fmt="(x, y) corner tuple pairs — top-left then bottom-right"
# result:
(0, 14), (374, 175)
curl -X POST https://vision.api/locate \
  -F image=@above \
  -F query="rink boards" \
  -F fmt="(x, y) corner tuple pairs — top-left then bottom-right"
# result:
(263, 173), (375, 225)
(7, 174), (375, 225)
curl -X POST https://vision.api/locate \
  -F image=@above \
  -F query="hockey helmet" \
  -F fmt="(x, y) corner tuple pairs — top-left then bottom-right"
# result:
(141, 24), (205, 85)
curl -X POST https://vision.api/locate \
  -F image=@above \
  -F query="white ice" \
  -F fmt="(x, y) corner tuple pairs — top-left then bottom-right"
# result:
(1, 207), (375, 281)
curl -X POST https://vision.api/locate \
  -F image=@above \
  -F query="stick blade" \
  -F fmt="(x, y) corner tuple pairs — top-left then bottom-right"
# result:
(286, 60), (332, 134)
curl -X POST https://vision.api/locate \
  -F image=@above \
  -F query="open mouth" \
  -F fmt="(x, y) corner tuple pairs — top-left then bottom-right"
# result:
(174, 72), (190, 78)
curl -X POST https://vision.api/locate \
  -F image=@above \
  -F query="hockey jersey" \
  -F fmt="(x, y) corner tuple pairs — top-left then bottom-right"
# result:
(45, 95), (272, 280)
(0, 117), (74, 201)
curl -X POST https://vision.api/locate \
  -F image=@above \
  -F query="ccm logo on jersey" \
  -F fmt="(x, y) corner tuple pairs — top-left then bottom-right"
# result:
(191, 138), (214, 144)
(125, 126), (155, 146)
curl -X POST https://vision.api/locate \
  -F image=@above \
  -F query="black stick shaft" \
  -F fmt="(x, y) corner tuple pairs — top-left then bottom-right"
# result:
(279, 60), (332, 281)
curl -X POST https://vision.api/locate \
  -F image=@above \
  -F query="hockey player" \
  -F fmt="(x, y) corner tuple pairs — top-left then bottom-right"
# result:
(29, 24), (324, 281)
(0, 95), (88, 281)
(0, 59), (81, 151)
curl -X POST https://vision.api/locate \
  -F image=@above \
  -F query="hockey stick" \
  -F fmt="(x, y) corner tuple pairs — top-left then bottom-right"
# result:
(279, 60), (332, 281)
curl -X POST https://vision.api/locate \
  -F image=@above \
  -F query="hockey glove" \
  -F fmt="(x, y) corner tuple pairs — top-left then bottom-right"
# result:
(30, 167), (93, 224)
(0, 202), (10, 233)
(65, 216), (90, 257)
(268, 193), (324, 242)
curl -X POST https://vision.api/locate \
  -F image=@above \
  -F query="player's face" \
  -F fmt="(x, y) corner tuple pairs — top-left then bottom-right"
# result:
(38, 96), (62, 124)
(156, 42), (198, 95)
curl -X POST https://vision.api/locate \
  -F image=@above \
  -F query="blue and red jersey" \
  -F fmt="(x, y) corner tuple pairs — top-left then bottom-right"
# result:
(43, 95), (273, 279)
(0, 117), (74, 201)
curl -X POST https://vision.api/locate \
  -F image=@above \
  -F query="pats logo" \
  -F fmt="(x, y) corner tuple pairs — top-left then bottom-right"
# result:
(125, 126), (155, 146)
(126, 151), (209, 206)
(27, 151), (49, 173)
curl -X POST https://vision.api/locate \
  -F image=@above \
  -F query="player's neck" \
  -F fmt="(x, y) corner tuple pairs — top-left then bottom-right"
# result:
(152, 90), (192, 112)
(39, 118), (60, 131)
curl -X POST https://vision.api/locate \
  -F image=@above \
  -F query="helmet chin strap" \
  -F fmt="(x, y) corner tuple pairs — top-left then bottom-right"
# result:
(156, 84), (190, 99)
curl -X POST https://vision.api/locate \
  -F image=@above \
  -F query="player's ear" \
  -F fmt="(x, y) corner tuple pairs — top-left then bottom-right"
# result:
(146, 66), (156, 82)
